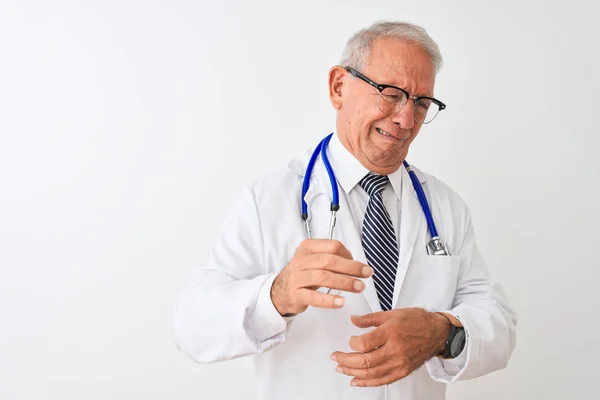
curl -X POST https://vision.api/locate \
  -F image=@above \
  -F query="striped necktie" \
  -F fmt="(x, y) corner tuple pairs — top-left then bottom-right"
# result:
(360, 174), (399, 311)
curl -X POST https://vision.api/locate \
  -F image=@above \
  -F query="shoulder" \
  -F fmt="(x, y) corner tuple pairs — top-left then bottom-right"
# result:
(242, 144), (315, 207)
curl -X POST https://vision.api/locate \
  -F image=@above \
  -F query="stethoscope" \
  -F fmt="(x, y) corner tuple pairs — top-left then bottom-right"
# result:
(301, 132), (450, 257)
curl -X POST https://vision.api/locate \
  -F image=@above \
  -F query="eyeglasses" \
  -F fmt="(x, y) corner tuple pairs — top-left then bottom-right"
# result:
(345, 67), (446, 124)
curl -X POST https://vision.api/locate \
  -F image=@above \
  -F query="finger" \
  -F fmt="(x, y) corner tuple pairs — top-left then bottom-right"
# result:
(335, 360), (395, 381)
(296, 287), (345, 309)
(331, 345), (389, 369)
(348, 327), (387, 353)
(300, 269), (365, 293)
(349, 369), (407, 387)
(303, 253), (373, 279)
(351, 312), (388, 328)
(298, 239), (353, 259)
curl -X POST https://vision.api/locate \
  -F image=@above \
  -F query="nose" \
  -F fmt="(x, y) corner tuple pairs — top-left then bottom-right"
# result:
(391, 101), (415, 129)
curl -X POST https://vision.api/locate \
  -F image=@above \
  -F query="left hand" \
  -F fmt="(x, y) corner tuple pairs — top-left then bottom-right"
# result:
(331, 308), (450, 387)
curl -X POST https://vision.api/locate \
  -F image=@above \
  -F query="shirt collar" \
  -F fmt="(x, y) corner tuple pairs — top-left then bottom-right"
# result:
(327, 132), (403, 200)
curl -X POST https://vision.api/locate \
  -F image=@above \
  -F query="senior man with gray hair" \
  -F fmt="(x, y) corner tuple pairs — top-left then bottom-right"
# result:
(174, 20), (517, 400)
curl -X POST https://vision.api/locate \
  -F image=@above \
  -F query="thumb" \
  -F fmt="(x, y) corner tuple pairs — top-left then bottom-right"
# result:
(351, 312), (386, 328)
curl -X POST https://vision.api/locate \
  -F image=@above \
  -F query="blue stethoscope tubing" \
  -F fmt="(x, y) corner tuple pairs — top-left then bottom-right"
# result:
(301, 132), (449, 256)
(403, 159), (438, 238)
(301, 133), (339, 239)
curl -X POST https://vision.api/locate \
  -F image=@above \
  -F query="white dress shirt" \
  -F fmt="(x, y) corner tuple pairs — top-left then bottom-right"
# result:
(326, 131), (404, 244)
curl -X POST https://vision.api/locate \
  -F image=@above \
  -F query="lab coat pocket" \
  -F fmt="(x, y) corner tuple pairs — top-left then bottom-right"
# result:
(415, 254), (461, 311)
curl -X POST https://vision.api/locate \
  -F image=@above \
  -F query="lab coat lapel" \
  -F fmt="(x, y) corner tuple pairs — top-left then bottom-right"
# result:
(303, 165), (382, 314)
(392, 166), (424, 307)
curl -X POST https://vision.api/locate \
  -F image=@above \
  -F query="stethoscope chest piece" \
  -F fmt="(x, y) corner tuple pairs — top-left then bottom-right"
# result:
(426, 237), (450, 256)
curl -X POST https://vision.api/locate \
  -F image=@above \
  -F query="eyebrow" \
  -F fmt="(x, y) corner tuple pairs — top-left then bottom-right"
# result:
(385, 79), (432, 98)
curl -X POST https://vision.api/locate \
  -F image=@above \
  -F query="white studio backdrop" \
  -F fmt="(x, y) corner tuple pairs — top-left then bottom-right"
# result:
(1, 0), (599, 399)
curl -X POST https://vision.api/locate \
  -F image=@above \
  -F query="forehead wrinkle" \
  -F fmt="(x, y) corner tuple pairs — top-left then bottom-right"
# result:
(365, 39), (435, 97)
(384, 62), (433, 97)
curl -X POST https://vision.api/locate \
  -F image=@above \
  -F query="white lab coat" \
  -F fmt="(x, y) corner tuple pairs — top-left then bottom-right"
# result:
(174, 138), (517, 400)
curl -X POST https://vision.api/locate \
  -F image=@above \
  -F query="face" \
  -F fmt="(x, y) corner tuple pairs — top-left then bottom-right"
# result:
(329, 37), (436, 175)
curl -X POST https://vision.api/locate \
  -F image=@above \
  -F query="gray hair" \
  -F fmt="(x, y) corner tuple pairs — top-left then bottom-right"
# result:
(339, 21), (443, 74)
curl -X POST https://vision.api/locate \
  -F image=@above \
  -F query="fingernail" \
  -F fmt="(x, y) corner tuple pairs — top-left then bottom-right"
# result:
(351, 381), (357, 386)
(362, 266), (373, 277)
(336, 366), (343, 373)
(330, 354), (337, 362)
(353, 280), (365, 291)
(334, 297), (345, 307)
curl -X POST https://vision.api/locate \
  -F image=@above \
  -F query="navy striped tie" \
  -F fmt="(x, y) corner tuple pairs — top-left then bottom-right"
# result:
(360, 174), (399, 311)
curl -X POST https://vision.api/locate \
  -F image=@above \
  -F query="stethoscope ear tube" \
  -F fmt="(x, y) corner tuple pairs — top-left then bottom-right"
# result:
(301, 137), (327, 219)
(319, 133), (339, 210)
(302, 133), (340, 218)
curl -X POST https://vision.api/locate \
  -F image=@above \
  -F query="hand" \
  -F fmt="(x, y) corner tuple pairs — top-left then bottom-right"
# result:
(331, 308), (450, 387)
(270, 239), (374, 316)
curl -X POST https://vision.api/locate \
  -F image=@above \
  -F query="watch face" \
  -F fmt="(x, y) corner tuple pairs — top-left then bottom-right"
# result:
(450, 329), (466, 357)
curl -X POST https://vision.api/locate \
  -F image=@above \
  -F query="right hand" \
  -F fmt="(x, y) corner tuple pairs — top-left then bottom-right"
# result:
(270, 239), (374, 316)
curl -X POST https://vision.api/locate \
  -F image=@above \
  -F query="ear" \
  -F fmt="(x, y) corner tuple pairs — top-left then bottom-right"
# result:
(328, 66), (346, 110)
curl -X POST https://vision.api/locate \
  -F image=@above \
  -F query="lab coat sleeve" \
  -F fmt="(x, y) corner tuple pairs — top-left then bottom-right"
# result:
(425, 211), (518, 382)
(173, 186), (292, 363)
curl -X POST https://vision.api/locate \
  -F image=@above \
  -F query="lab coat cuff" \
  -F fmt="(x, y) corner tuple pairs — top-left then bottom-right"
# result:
(425, 311), (478, 383)
(246, 273), (291, 343)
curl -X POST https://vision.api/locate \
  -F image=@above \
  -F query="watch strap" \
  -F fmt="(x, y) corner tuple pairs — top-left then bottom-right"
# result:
(436, 312), (464, 359)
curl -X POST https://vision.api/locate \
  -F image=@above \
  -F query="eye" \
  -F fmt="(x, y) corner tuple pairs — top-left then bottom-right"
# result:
(383, 94), (403, 102)
(415, 99), (432, 114)
(380, 87), (406, 103)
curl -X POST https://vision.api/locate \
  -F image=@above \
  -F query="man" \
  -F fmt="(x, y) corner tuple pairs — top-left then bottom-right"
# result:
(174, 21), (517, 400)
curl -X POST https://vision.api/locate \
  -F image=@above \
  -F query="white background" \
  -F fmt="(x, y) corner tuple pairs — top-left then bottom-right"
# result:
(1, 0), (599, 399)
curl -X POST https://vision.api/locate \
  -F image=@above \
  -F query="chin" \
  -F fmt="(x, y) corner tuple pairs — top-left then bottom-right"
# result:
(363, 151), (404, 173)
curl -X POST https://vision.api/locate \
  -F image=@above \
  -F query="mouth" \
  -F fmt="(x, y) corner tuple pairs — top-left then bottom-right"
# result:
(376, 127), (400, 140)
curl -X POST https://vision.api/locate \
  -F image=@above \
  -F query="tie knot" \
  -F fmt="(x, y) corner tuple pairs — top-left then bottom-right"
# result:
(359, 174), (389, 196)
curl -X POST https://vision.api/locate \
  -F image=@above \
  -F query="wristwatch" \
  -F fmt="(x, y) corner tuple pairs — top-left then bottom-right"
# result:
(437, 312), (466, 359)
